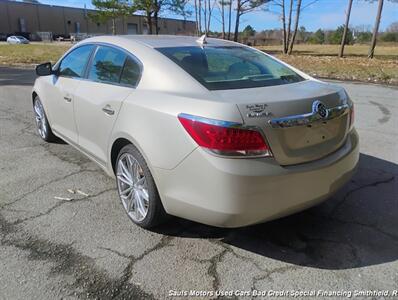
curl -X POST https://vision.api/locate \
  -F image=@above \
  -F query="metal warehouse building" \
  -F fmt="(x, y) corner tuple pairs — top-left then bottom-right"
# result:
(0, 0), (196, 38)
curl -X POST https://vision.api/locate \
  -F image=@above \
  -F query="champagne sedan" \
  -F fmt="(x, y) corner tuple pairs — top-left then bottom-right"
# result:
(32, 35), (359, 228)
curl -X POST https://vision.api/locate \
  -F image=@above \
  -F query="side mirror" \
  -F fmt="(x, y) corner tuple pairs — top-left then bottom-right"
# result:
(36, 62), (54, 76)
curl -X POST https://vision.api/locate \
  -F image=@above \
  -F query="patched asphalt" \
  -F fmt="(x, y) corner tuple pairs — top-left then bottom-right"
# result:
(0, 67), (397, 299)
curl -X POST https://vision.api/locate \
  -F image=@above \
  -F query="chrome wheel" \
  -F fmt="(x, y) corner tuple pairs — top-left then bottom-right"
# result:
(116, 153), (149, 222)
(34, 99), (48, 139)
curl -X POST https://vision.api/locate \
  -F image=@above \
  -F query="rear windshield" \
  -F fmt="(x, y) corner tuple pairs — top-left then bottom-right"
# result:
(156, 46), (304, 90)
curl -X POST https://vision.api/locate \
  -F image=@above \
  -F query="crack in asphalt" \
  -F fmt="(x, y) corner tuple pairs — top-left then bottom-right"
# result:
(98, 246), (131, 259)
(188, 245), (230, 293)
(250, 265), (301, 294)
(100, 235), (174, 299)
(220, 242), (269, 273)
(0, 212), (156, 299)
(295, 232), (362, 268)
(1, 102), (163, 298)
(1, 106), (95, 169)
(207, 249), (229, 292)
(10, 188), (116, 226)
(327, 216), (398, 242)
(330, 175), (395, 216)
(0, 169), (105, 209)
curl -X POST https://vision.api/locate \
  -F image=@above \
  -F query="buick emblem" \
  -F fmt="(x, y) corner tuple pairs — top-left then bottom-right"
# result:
(313, 100), (329, 119)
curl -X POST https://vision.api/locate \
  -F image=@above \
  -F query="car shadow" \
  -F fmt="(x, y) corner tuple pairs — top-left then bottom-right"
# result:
(155, 153), (398, 270)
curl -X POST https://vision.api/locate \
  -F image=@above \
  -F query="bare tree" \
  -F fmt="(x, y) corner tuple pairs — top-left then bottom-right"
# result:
(220, 0), (226, 38)
(274, 0), (293, 54)
(274, 0), (317, 54)
(339, 0), (353, 57)
(281, 0), (287, 52)
(368, 0), (384, 58)
(203, 0), (208, 33)
(207, 0), (215, 34)
(287, 0), (301, 54)
(286, 0), (293, 52)
(198, 0), (202, 34)
(194, 0), (200, 35)
(227, 0), (233, 39)
(234, 0), (271, 42)
(387, 21), (398, 32)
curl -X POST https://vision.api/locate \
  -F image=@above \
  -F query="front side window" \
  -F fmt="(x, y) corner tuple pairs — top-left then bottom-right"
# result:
(88, 46), (126, 84)
(59, 45), (94, 78)
(156, 46), (304, 90)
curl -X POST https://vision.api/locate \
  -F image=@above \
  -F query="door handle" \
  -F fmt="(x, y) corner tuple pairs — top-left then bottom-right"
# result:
(63, 96), (72, 102)
(102, 105), (115, 115)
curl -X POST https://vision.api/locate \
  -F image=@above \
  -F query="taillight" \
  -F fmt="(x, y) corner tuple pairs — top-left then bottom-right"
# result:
(178, 113), (272, 157)
(349, 103), (354, 130)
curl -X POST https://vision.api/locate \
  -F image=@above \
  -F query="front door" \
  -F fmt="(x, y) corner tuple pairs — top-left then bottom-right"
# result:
(46, 44), (95, 143)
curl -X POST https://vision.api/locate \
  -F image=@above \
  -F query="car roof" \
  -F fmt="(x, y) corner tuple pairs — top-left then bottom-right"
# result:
(87, 35), (239, 48)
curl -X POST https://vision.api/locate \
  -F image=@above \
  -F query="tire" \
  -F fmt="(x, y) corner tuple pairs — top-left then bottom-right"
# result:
(33, 96), (57, 142)
(115, 144), (168, 228)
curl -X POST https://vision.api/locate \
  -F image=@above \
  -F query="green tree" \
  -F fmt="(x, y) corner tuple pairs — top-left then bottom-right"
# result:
(134, 0), (189, 34)
(90, 0), (135, 35)
(308, 29), (325, 44)
(356, 31), (372, 43)
(329, 25), (353, 45)
(380, 32), (398, 42)
(242, 25), (256, 38)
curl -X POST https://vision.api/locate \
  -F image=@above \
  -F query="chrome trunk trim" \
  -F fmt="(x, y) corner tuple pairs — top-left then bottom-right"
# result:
(269, 102), (350, 128)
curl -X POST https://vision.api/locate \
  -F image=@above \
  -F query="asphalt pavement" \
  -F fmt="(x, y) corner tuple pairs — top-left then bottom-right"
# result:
(0, 67), (397, 299)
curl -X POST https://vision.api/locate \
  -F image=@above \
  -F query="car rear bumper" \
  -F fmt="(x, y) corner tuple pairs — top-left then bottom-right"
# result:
(154, 129), (359, 228)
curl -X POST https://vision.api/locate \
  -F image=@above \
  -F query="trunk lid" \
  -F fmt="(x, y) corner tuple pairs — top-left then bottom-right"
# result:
(212, 80), (351, 165)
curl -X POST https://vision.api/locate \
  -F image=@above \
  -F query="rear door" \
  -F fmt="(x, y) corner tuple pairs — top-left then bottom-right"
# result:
(74, 45), (141, 165)
(45, 44), (95, 143)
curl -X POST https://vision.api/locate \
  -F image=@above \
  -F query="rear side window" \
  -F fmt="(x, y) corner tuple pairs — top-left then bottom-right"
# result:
(88, 46), (126, 84)
(120, 57), (141, 87)
(59, 45), (94, 78)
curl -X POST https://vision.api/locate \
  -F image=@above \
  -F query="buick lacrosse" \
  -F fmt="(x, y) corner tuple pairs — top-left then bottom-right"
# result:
(32, 35), (359, 228)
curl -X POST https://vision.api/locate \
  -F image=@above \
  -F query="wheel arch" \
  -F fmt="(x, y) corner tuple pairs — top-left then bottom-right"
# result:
(109, 135), (167, 208)
(32, 91), (38, 104)
(109, 134), (155, 177)
(110, 137), (132, 175)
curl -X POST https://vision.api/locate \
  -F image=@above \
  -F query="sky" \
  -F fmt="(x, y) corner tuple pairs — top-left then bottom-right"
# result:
(35, 0), (398, 32)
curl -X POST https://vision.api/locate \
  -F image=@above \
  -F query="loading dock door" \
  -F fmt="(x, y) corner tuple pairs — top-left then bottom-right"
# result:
(127, 23), (138, 34)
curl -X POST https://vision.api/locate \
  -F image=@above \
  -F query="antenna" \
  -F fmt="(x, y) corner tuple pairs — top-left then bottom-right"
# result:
(196, 34), (207, 46)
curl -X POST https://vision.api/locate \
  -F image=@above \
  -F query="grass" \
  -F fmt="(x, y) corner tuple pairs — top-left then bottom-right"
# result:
(257, 44), (398, 85)
(0, 42), (71, 66)
(0, 41), (397, 85)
